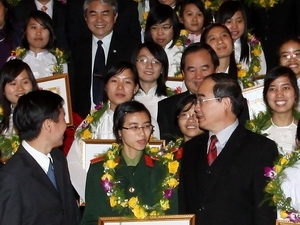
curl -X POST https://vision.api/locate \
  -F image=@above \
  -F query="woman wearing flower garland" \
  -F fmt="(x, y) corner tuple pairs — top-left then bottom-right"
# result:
(132, 41), (169, 120)
(144, 3), (183, 77)
(216, 0), (266, 88)
(247, 66), (300, 221)
(178, 0), (209, 45)
(81, 101), (179, 224)
(10, 10), (67, 78)
(67, 61), (160, 201)
(200, 23), (238, 79)
(0, 59), (38, 163)
(262, 66), (299, 155)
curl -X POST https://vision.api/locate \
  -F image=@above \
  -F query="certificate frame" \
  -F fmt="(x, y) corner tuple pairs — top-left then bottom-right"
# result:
(276, 220), (300, 225)
(166, 77), (184, 94)
(37, 73), (73, 126)
(242, 84), (266, 120)
(98, 214), (195, 225)
(81, 139), (165, 172)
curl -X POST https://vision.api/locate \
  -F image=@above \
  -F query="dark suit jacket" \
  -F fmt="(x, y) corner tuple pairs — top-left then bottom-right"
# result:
(179, 125), (278, 225)
(0, 146), (80, 225)
(11, 0), (69, 50)
(69, 33), (140, 118)
(157, 91), (250, 141)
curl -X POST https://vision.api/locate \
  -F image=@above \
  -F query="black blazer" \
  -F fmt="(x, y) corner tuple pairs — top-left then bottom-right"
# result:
(11, 0), (69, 51)
(69, 33), (140, 118)
(0, 146), (80, 225)
(157, 91), (250, 141)
(179, 125), (278, 225)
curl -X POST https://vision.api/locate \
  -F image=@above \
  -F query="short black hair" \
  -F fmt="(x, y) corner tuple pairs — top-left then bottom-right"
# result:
(113, 101), (151, 143)
(13, 90), (64, 141)
(206, 73), (244, 117)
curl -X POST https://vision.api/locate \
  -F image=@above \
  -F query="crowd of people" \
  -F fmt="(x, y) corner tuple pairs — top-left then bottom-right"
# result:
(1, 0), (300, 225)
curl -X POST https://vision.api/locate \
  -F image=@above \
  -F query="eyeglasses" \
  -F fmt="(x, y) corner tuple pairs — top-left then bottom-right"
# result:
(196, 97), (221, 105)
(150, 24), (173, 32)
(178, 113), (197, 120)
(122, 125), (154, 133)
(280, 51), (300, 60)
(136, 58), (161, 66)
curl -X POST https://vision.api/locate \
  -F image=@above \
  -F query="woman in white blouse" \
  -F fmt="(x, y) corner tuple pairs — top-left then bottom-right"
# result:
(132, 41), (169, 120)
(19, 10), (67, 78)
(67, 61), (160, 200)
(144, 4), (183, 77)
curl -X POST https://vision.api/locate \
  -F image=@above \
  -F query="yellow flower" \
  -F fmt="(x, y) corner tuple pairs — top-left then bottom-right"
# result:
(175, 40), (183, 46)
(168, 160), (179, 174)
(85, 115), (93, 123)
(247, 82), (254, 87)
(265, 181), (274, 193)
(120, 201), (128, 207)
(275, 165), (283, 174)
(132, 206), (147, 219)
(82, 129), (92, 139)
(11, 141), (19, 153)
(163, 153), (174, 160)
(272, 195), (279, 203)
(128, 197), (138, 208)
(150, 211), (158, 216)
(160, 199), (170, 210)
(105, 159), (118, 169)
(167, 177), (179, 188)
(205, 0), (212, 8)
(0, 107), (3, 115)
(279, 156), (288, 166)
(253, 65), (260, 73)
(109, 196), (117, 207)
(180, 29), (188, 36)
(252, 48), (261, 57)
(143, 12), (148, 20)
(101, 173), (113, 181)
(280, 210), (289, 219)
(150, 147), (159, 153)
(107, 150), (115, 159)
(238, 69), (247, 78)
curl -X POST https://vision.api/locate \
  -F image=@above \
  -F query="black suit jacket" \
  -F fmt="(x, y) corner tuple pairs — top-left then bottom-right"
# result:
(0, 146), (80, 225)
(69, 33), (140, 118)
(179, 125), (278, 225)
(157, 91), (250, 141)
(11, 0), (68, 50)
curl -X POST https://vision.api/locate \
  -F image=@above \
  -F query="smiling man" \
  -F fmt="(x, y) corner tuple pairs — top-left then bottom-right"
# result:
(69, 0), (140, 118)
(179, 73), (278, 225)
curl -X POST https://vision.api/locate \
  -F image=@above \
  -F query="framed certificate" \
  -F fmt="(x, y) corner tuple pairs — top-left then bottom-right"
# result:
(99, 214), (195, 225)
(37, 73), (73, 126)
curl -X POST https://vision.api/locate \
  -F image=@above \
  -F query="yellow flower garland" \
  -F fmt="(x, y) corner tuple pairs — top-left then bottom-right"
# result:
(264, 150), (300, 222)
(9, 47), (68, 74)
(100, 142), (181, 218)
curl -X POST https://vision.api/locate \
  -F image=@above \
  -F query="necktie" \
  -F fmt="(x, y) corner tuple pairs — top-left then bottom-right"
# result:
(41, 5), (47, 12)
(207, 135), (218, 166)
(47, 158), (58, 190)
(93, 40), (105, 105)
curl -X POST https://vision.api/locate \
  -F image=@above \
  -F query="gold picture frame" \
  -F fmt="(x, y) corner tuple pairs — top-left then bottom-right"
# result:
(37, 73), (73, 126)
(81, 139), (165, 172)
(276, 220), (300, 225)
(99, 214), (195, 225)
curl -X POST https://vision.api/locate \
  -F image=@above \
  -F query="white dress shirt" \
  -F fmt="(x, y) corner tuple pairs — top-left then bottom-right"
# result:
(35, 0), (53, 18)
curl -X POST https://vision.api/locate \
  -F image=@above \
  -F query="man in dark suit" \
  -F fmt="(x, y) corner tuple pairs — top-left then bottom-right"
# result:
(0, 90), (80, 225)
(179, 73), (278, 225)
(157, 43), (219, 141)
(10, 0), (69, 50)
(69, 0), (140, 118)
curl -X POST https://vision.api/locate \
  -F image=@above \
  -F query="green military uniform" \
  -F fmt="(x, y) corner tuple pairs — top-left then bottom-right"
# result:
(81, 151), (179, 225)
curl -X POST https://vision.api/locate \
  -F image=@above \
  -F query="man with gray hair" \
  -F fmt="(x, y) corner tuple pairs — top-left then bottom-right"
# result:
(69, 0), (140, 118)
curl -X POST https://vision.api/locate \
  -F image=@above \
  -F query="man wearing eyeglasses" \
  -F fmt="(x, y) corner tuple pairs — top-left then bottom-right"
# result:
(179, 73), (278, 225)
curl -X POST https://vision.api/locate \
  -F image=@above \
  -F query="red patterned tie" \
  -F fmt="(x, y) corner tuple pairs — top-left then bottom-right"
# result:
(41, 5), (47, 12)
(207, 135), (218, 165)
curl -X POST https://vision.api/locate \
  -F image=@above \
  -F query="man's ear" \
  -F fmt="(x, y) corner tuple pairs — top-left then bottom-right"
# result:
(43, 119), (52, 133)
(222, 96), (232, 111)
